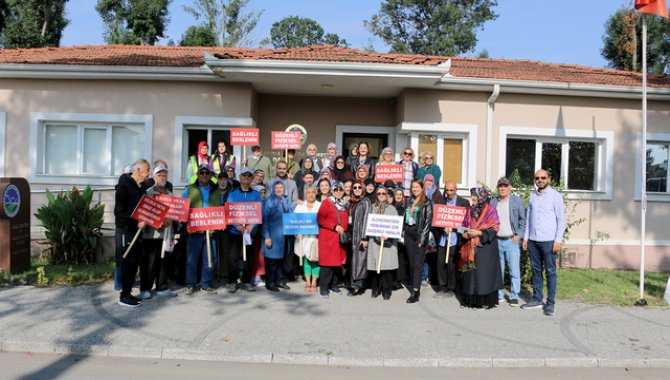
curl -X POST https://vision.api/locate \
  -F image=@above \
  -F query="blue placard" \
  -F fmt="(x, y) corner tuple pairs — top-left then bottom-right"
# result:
(282, 213), (319, 235)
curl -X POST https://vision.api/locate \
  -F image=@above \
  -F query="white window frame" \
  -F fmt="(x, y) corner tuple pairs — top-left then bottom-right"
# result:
(398, 122), (478, 190)
(29, 112), (153, 186)
(173, 116), (255, 186)
(499, 126), (614, 200)
(0, 112), (5, 177)
(634, 132), (670, 202)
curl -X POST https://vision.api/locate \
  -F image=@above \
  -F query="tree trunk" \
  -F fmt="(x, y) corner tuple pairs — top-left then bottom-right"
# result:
(41, 0), (52, 38)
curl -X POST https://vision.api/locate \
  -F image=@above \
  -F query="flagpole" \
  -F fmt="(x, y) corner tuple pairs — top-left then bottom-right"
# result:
(636, 13), (648, 307)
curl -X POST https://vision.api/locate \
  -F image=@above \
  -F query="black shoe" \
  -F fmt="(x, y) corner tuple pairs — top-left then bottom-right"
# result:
(371, 290), (381, 298)
(118, 296), (141, 308)
(406, 290), (420, 304)
(354, 288), (365, 296)
(277, 283), (291, 290)
(347, 289), (357, 296)
(382, 291), (391, 300)
(266, 285), (280, 292)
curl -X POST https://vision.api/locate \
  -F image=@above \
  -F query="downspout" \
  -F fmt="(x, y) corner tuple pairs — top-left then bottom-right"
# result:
(485, 84), (500, 185)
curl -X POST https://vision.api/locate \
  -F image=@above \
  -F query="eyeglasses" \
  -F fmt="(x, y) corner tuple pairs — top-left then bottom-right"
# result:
(403, 152), (412, 156)
(535, 176), (548, 180)
(333, 188), (344, 192)
(352, 186), (363, 190)
(376, 192), (387, 196)
(425, 157), (433, 160)
(199, 171), (211, 175)
(444, 189), (456, 192)
(241, 173), (253, 177)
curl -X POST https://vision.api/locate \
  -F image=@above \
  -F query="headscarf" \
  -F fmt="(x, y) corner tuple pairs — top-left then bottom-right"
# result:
(331, 155), (349, 182)
(326, 142), (338, 168)
(363, 178), (376, 201)
(356, 164), (369, 180)
(330, 181), (346, 211)
(300, 157), (314, 172)
(349, 143), (358, 157)
(197, 141), (209, 162)
(459, 187), (499, 272)
(305, 144), (320, 172)
(265, 179), (292, 214)
(424, 174), (437, 199)
(319, 168), (332, 181)
(348, 180), (364, 205)
(373, 186), (388, 214)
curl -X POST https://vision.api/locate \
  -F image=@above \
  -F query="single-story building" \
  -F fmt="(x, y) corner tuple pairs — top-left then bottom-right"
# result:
(1, 44), (669, 271)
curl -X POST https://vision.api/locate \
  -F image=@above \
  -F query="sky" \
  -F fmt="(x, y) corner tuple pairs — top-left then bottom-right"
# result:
(61, 0), (631, 69)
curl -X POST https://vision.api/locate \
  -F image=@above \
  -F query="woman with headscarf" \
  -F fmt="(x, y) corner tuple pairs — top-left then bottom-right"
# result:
(262, 180), (295, 292)
(300, 143), (322, 173)
(187, 141), (212, 184)
(317, 177), (332, 203)
(459, 187), (503, 310)
(323, 142), (338, 169)
(423, 174), (444, 205)
(345, 143), (359, 172)
(317, 181), (349, 298)
(355, 164), (369, 183)
(331, 155), (353, 183)
(366, 186), (399, 300)
(364, 178), (376, 201)
(294, 185), (321, 292)
(319, 168), (333, 182)
(347, 180), (371, 296)
(294, 157), (315, 192)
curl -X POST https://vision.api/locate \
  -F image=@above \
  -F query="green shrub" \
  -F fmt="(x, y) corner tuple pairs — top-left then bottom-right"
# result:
(34, 186), (106, 264)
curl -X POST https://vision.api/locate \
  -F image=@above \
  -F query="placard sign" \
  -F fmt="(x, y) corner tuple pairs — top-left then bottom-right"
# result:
(230, 128), (260, 146)
(282, 213), (318, 235)
(153, 194), (190, 222)
(364, 214), (403, 239)
(375, 165), (404, 183)
(187, 206), (227, 233)
(271, 131), (302, 150)
(225, 202), (262, 225)
(432, 205), (467, 228)
(131, 195), (169, 229)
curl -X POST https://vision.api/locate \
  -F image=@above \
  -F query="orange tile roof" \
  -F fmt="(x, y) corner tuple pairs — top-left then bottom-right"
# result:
(1, 44), (669, 89)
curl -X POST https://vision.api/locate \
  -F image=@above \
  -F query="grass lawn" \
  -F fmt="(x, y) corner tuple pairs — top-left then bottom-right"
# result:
(0, 258), (114, 287)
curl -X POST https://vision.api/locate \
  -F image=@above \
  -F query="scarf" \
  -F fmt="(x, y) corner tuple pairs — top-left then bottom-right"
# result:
(332, 155), (348, 182)
(459, 202), (499, 272)
(330, 195), (346, 211)
(305, 145), (320, 172)
(197, 141), (209, 163)
(326, 142), (337, 168)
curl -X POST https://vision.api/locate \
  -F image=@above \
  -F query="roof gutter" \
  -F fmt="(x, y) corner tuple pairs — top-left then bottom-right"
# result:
(486, 84), (500, 184)
(436, 77), (670, 100)
(0, 64), (219, 81)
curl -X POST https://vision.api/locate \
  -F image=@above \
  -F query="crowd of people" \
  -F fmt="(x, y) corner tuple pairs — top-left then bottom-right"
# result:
(114, 140), (566, 316)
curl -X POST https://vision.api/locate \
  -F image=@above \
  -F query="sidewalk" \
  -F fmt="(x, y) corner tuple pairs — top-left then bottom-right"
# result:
(1, 283), (669, 368)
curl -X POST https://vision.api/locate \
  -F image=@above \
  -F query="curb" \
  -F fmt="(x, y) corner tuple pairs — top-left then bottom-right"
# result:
(3, 341), (670, 368)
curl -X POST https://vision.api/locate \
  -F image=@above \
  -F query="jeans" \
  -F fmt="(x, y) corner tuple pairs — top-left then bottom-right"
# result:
(186, 233), (217, 289)
(527, 240), (557, 305)
(497, 239), (521, 300)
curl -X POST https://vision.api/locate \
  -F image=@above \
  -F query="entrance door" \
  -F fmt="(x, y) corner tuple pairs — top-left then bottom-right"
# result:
(342, 132), (388, 162)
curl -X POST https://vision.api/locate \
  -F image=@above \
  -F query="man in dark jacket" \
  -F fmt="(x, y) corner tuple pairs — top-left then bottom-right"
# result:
(115, 159), (151, 307)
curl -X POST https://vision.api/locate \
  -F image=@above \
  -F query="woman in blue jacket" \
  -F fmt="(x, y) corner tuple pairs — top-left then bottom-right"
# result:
(262, 179), (294, 292)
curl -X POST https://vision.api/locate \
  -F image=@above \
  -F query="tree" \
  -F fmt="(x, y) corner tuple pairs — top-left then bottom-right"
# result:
(182, 0), (262, 47)
(602, 7), (670, 74)
(180, 25), (217, 46)
(95, 0), (170, 46)
(365, 0), (498, 56)
(265, 16), (349, 48)
(0, 0), (69, 49)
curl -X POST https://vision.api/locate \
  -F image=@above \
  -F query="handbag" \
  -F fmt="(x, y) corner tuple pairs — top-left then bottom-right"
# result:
(334, 207), (351, 246)
(308, 239), (319, 262)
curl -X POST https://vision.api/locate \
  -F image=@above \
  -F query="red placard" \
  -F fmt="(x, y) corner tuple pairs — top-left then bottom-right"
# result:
(375, 164), (404, 183)
(230, 128), (260, 146)
(187, 206), (227, 233)
(432, 205), (468, 228)
(153, 194), (190, 222)
(131, 195), (169, 229)
(271, 131), (302, 150)
(225, 202), (263, 225)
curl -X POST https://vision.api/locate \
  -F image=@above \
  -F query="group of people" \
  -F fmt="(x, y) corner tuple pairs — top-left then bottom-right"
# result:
(115, 140), (565, 317)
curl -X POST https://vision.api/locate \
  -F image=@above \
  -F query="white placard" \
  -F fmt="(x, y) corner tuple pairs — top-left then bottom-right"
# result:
(365, 214), (403, 239)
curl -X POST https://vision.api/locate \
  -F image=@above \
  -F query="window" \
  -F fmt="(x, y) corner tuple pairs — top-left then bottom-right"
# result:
(418, 134), (465, 185)
(30, 113), (152, 185)
(499, 127), (613, 200)
(647, 142), (668, 193)
(505, 138), (598, 190)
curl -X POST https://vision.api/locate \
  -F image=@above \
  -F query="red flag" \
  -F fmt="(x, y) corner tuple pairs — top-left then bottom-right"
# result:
(635, 0), (669, 19)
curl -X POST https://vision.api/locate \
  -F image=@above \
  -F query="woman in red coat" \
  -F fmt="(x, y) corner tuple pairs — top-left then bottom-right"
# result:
(317, 181), (349, 298)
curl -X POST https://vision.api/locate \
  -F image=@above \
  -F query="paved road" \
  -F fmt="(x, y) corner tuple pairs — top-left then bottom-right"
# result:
(0, 283), (669, 368)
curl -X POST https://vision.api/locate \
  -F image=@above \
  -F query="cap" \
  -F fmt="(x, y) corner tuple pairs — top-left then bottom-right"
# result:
(240, 167), (254, 176)
(253, 185), (266, 193)
(253, 168), (265, 175)
(332, 181), (344, 190)
(197, 164), (211, 173)
(153, 165), (168, 174)
(497, 177), (511, 187)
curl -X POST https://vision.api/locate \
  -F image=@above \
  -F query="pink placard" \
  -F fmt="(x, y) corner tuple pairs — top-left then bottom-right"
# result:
(230, 128), (260, 146)
(187, 206), (227, 233)
(153, 194), (190, 222)
(131, 195), (169, 229)
(432, 205), (467, 229)
(271, 131), (302, 150)
(225, 202), (263, 225)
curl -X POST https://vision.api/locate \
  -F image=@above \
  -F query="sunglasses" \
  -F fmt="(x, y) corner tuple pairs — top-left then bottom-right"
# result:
(444, 189), (456, 192)
(199, 171), (211, 175)
(376, 192), (387, 196)
(241, 173), (253, 177)
(353, 186), (363, 190)
(333, 188), (344, 192)
(535, 176), (548, 180)
(403, 152), (412, 156)
(425, 157), (433, 160)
